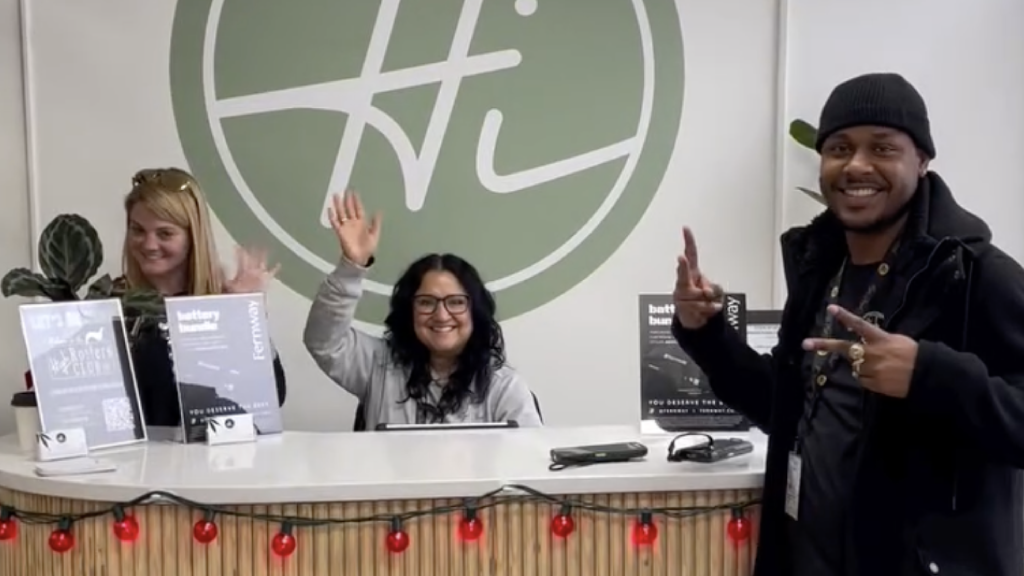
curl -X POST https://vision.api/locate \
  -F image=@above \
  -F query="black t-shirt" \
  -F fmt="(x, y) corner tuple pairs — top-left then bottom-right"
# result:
(789, 262), (880, 576)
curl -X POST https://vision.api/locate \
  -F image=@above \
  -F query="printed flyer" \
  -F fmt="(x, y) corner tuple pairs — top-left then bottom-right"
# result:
(19, 299), (146, 449)
(164, 293), (283, 443)
(638, 293), (750, 433)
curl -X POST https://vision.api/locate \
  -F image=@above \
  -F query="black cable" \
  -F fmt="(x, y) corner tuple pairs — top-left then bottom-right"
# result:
(2, 485), (761, 527)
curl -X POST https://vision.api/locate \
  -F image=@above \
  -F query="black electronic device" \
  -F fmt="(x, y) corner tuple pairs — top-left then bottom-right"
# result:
(374, 421), (519, 432)
(549, 441), (648, 471)
(667, 433), (754, 463)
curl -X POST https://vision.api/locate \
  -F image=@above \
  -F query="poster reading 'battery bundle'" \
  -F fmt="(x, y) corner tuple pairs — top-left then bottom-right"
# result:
(638, 293), (750, 434)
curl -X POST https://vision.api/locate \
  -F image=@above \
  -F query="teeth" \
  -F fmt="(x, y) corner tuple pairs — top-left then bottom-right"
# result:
(431, 327), (455, 332)
(845, 188), (878, 197)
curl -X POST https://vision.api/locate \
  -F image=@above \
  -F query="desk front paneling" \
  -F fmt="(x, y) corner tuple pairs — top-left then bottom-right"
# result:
(0, 487), (760, 576)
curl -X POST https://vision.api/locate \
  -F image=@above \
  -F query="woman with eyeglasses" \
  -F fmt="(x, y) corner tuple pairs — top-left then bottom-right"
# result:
(303, 191), (541, 428)
(119, 167), (287, 428)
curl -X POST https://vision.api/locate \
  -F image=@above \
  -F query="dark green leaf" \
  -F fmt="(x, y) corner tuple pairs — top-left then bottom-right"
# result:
(1, 267), (53, 298)
(37, 214), (104, 293)
(121, 288), (165, 317)
(797, 186), (827, 205)
(789, 119), (818, 151)
(86, 274), (115, 299)
(46, 280), (78, 301)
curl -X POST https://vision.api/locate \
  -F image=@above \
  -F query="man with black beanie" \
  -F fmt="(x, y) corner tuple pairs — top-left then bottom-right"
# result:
(671, 72), (1024, 575)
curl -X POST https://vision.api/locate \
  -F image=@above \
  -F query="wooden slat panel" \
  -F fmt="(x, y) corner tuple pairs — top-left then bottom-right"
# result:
(0, 487), (760, 576)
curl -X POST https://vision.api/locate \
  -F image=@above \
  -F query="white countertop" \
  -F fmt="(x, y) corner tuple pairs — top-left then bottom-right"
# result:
(0, 426), (765, 504)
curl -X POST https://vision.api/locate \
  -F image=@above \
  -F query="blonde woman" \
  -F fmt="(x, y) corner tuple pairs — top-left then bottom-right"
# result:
(120, 168), (286, 427)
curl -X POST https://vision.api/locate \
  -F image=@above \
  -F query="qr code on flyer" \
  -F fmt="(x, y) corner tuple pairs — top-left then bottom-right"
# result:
(102, 397), (136, 432)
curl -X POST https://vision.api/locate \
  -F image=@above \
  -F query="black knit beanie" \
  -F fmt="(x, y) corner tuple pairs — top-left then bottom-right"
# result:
(814, 72), (935, 159)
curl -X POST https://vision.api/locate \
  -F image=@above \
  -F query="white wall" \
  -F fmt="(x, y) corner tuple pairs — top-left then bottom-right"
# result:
(0, 0), (1021, 434)
(0, 0), (31, 433)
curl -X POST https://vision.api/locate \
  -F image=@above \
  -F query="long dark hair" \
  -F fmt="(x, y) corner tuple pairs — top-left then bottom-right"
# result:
(384, 254), (506, 422)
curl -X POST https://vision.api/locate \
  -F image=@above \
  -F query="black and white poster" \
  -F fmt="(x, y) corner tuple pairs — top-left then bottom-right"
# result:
(164, 293), (283, 443)
(19, 299), (147, 449)
(638, 293), (750, 433)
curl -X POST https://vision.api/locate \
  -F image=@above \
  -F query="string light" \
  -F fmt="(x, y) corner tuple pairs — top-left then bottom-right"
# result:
(631, 510), (658, 546)
(271, 522), (296, 557)
(0, 506), (16, 542)
(0, 486), (758, 555)
(112, 505), (140, 542)
(192, 511), (218, 544)
(550, 502), (575, 538)
(48, 518), (74, 554)
(458, 505), (484, 541)
(385, 517), (410, 553)
(727, 508), (751, 543)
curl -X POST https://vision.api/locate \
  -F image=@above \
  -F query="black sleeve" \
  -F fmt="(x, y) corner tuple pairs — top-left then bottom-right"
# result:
(272, 353), (287, 407)
(907, 249), (1024, 468)
(671, 312), (777, 432)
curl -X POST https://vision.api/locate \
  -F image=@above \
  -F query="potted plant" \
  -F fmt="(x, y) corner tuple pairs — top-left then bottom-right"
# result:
(1, 213), (163, 393)
(788, 118), (826, 206)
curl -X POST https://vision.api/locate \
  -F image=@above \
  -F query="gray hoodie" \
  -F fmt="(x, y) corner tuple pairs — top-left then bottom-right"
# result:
(303, 258), (542, 429)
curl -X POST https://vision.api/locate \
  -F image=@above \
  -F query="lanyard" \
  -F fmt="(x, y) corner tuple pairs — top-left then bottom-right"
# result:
(793, 242), (900, 454)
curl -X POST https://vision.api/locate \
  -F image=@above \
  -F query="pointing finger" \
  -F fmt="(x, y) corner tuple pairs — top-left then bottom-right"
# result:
(683, 227), (701, 277)
(801, 337), (851, 354)
(828, 305), (887, 341)
(676, 255), (694, 288)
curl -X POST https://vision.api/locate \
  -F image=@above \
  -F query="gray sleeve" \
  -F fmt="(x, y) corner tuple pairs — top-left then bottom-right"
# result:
(302, 258), (386, 400)
(488, 367), (543, 427)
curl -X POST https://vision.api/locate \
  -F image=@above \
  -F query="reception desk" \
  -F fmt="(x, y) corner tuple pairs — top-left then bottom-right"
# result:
(0, 426), (763, 576)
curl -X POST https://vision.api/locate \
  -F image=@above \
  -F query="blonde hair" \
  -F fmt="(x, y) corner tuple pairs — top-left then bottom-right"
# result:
(122, 167), (223, 296)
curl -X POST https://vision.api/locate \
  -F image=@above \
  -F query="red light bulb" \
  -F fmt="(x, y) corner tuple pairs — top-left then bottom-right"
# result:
(193, 518), (218, 544)
(0, 508), (16, 541)
(0, 519), (16, 541)
(458, 508), (484, 541)
(49, 529), (75, 553)
(385, 518), (410, 553)
(271, 524), (297, 557)
(112, 508), (140, 542)
(631, 511), (658, 546)
(550, 504), (575, 538)
(727, 509), (751, 543)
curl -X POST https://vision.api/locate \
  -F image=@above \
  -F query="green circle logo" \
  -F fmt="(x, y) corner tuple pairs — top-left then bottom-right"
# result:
(170, 0), (683, 323)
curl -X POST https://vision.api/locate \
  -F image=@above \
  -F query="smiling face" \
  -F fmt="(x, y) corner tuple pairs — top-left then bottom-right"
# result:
(127, 203), (191, 289)
(412, 270), (473, 358)
(819, 125), (928, 233)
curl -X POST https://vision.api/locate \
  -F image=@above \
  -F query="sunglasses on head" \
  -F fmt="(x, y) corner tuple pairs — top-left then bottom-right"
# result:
(131, 168), (193, 192)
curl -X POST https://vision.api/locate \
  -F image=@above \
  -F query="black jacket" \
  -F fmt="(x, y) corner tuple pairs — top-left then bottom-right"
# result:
(130, 318), (287, 427)
(674, 172), (1024, 576)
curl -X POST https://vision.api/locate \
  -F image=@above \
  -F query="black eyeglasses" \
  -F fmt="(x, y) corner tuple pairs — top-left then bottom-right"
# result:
(413, 294), (469, 315)
(131, 168), (194, 192)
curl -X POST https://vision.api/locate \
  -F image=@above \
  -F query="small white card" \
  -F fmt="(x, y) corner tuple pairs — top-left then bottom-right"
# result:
(36, 428), (89, 462)
(785, 451), (802, 520)
(206, 414), (256, 446)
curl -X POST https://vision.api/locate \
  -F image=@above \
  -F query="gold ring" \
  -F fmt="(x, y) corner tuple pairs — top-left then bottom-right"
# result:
(848, 342), (865, 362)
(851, 358), (864, 378)
(339, 217), (349, 223)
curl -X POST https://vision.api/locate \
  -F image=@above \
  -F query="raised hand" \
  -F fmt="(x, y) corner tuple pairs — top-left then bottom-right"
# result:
(673, 227), (724, 329)
(802, 305), (918, 398)
(223, 246), (280, 294)
(327, 190), (382, 267)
